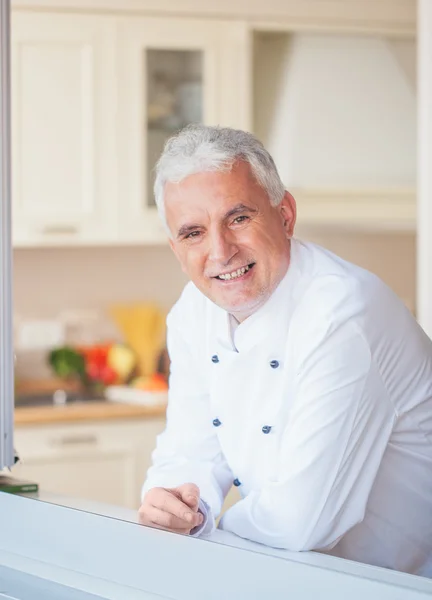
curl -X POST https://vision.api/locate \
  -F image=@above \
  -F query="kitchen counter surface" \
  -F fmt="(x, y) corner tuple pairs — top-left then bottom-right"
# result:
(1, 492), (432, 600)
(14, 400), (167, 426)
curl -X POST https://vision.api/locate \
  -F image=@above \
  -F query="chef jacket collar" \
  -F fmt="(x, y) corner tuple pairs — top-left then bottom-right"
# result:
(213, 238), (303, 355)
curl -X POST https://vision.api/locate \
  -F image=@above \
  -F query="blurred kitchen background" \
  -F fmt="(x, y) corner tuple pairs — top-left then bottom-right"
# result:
(8, 0), (422, 511)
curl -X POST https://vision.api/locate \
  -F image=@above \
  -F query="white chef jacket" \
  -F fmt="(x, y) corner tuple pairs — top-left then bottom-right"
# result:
(143, 238), (432, 576)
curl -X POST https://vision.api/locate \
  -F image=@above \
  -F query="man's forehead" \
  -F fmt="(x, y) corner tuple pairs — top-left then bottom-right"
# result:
(165, 177), (251, 213)
(167, 191), (254, 222)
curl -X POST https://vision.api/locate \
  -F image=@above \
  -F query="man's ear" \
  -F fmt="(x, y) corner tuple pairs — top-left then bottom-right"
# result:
(279, 191), (296, 238)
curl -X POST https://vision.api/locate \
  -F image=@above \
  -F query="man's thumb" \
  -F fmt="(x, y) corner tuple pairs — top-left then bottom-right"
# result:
(178, 483), (200, 511)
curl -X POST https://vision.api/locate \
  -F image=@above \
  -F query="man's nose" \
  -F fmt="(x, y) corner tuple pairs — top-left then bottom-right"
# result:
(208, 229), (238, 265)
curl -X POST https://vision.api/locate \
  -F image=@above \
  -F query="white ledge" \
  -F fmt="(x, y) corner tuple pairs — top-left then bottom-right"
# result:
(0, 492), (431, 599)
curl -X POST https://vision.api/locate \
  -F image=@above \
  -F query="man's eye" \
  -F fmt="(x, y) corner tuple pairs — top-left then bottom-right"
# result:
(185, 231), (201, 240)
(233, 215), (249, 225)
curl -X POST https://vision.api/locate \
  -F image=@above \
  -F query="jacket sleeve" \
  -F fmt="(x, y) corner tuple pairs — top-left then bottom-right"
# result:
(142, 305), (233, 533)
(219, 307), (396, 551)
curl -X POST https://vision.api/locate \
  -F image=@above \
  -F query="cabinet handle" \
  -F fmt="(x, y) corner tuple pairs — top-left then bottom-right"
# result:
(49, 434), (98, 446)
(40, 225), (79, 235)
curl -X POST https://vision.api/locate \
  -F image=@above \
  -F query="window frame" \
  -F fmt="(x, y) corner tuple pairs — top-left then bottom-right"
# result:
(0, 0), (14, 470)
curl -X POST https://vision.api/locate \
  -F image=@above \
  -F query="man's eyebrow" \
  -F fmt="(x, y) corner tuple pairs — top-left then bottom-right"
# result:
(223, 203), (257, 220)
(176, 224), (200, 239)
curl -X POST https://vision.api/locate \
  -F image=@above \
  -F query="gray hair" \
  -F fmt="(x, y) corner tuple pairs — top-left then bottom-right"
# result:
(153, 125), (285, 236)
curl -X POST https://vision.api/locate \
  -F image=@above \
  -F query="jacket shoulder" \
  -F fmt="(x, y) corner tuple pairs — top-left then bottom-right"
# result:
(295, 240), (386, 317)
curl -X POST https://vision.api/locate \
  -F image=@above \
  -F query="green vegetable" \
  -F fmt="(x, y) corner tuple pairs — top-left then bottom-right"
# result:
(48, 346), (87, 382)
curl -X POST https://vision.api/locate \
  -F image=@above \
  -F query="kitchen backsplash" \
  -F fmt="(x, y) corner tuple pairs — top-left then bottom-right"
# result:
(13, 231), (416, 379)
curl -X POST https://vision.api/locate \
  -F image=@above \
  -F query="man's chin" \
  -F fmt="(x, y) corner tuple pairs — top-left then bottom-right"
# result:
(211, 294), (264, 319)
(194, 279), (266, 316)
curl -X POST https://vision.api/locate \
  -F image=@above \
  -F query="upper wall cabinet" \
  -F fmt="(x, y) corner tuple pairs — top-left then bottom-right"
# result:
(11, 12), (118, 247)
(115, 17), (249, 244)
(11, 11), (249, 247)
(10, 7), (416, 246)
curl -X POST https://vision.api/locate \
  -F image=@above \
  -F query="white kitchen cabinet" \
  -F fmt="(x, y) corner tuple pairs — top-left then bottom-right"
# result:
(13, 417), (166, 509)
(10, 7), (415, 247)
(11, 12), (118, 247)
(10, 10), (249, 247)
(115, 16), (250, 244)
(221, 485), (241, 513)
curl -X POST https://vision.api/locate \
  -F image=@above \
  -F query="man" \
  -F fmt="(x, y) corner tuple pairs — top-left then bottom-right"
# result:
(139, 125), (432, 576)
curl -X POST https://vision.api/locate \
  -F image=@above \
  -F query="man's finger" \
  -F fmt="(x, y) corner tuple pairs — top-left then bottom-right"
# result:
(177, 483), (200, 511)
(144, 506), (202, 533)
(158, 490), (198, 524)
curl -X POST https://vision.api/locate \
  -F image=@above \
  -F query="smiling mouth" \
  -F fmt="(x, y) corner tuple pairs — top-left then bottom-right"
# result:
(214, 263), (256, 281)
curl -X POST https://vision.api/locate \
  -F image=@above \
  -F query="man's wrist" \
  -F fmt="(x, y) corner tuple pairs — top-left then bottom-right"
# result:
(189, 498), (215, 537)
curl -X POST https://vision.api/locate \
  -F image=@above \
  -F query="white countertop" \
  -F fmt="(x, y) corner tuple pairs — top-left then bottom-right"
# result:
(0, 491), (431, 599)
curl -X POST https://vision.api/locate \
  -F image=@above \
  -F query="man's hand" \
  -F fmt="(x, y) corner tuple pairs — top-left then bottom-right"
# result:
(139, 483), (203, 534)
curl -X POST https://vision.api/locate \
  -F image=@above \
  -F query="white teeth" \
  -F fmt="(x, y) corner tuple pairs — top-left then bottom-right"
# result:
(218, 265), (251, 280)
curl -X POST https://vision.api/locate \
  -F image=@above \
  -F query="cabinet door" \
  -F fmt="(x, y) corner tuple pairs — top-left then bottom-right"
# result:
(14, 417), (167, 509)
(14, 424), (138, 508)
(116, 17), (250, 244)
(14, 444), (137, 508)
(133, 417), (167, 502)
(11, 12), (117, 247)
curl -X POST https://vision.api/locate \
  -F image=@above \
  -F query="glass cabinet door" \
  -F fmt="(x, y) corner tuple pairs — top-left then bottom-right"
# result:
(117, 17), (249, 244)
(146, 49), (203, 208)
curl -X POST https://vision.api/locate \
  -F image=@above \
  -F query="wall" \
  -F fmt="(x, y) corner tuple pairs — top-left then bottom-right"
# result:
(14, 245), (187, 319)
(13, 245), (188, 378)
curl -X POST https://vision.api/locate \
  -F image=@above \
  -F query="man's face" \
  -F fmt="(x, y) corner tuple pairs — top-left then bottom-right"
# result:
(165, 161), (296, 322)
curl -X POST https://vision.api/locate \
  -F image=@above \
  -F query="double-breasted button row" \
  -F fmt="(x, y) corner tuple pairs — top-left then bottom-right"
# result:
(211, 354), (280, 369)
(212, 418), (272, 435)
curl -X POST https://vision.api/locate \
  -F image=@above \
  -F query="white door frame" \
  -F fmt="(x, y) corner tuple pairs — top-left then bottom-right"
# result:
(417, 0), (432, 338)
(0, 0), (14, 469)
